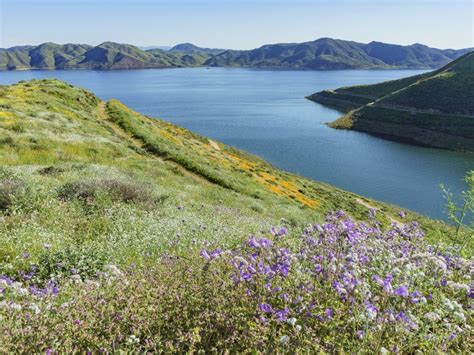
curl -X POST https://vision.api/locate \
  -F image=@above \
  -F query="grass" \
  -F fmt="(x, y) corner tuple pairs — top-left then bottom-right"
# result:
(0, 79), (470, 352)
(308, 52), (474, 151)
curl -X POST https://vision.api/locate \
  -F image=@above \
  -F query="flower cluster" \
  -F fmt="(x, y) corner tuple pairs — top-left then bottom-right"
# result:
(202, 211), (472, 350)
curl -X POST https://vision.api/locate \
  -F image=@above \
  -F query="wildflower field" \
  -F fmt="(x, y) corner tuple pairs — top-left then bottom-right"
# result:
(0, 80), (471, 352)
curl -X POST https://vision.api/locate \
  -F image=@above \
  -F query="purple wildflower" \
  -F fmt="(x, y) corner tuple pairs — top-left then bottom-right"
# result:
(259, 303), (273, 313)
(325, 308), (333, 319)
(394, 285), (409, 297)
(275, 307), (290, 322)
(200, 250), (211, 260)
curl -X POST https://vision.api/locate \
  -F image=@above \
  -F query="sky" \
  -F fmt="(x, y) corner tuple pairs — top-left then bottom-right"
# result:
(0, 0), (472, 50)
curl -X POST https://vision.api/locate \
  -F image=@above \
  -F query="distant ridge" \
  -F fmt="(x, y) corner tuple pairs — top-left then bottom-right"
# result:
(307, 51), (474, 151)
(169, 43), (226, 56)
(205, 38), (471, 69)
(0, 39), (471, 70)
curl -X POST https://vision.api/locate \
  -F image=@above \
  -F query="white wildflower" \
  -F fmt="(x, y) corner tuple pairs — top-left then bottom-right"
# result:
(453, 312), (466, 322)
(424, 312), (441, 322)
(126, 334), (140, 345)
(29, 303), (41, 315)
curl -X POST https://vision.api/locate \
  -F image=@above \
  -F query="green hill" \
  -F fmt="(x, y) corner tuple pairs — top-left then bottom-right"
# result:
(205, 38), (471, 69)
(0, 80), (470, 353)
(0, 42), (209, 70)
(307, 52), (474, 151)
(1, 39), (471, 70)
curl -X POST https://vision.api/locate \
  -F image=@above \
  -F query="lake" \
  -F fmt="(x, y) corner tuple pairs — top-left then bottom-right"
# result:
(1, 68), (472, 220)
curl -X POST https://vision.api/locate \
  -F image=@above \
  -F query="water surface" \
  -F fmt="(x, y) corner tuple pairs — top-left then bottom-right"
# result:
(1, 68), (472, 220)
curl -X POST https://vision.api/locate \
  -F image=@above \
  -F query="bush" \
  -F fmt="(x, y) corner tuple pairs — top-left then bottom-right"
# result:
(57, 178), (164, 207)
(38, 165), (65, 176)
(0, 178), (26, 213)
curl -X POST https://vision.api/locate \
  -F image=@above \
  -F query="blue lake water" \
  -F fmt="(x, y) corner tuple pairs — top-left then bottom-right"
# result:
(1, 68), (473, 220)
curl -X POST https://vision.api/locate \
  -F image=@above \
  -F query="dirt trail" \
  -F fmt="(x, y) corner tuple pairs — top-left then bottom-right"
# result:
(208, 139), (221, 151)
(97, 101), (209, 184)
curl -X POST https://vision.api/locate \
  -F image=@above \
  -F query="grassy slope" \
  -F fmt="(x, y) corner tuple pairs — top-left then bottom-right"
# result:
(307, 52), (474, 151)
(0, 79), (470, 353)
(0, 79), (449, 261)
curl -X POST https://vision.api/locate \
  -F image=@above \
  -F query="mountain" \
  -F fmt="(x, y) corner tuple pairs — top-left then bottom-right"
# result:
(0, 42), (92, 70)
(205, 38), (471, 69)
(139, 45), (171, 51)
(1, 39), (471, 70)
(0, 79), (468, 353)
(0, 42), (209, 70)
(307, 51), (474, 151)
(169, 43), (226, 56)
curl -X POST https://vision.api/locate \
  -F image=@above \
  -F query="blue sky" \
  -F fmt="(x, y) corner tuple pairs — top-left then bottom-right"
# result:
(0, 0), (472, 49)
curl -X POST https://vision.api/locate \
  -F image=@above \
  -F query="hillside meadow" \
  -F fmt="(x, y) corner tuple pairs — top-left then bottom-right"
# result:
(0, 79), (471, 352)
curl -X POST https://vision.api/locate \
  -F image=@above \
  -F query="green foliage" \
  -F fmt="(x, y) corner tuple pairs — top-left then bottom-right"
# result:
(34, 246), (109, 285)
(441, 171), (474, 253)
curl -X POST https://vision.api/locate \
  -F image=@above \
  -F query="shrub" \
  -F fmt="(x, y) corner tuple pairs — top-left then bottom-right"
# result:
(57, 178), (164, 207)
(57, 181), (98, 203)
(441, 171), (474, 253)
(38, 165), (65, 176)
(0, 178), (26, 213)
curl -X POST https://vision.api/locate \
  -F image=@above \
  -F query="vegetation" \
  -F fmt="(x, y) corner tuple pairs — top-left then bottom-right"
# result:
(1, 39), (471, 71)
(0, 79), (471, 352)
(308, 52), (474, 151)
(442, 172), (474, 253)
(0, 42), (212, 70)
(205, 38), (471, 70)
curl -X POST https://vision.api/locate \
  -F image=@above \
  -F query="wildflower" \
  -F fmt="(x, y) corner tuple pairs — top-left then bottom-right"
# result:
(275, 307), (290, 322)
(279, 335), (290, 345)
(287, 317), (297, 326)
(424, 312), (441, 322)
(200, 250), (211, 260)
(126, 334), (140, 345)
(259, 303), (273, 313)
(394, 285), (409, 297)
(325, 308), (333, 319)
(365, 303), (378, 320)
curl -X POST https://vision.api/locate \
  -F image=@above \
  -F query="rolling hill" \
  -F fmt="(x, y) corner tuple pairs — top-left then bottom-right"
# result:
(307, 51), (474, 151)
(1, 39), (471, 70)
(0, 42), (209, 70)
(205, 38), (471, 69)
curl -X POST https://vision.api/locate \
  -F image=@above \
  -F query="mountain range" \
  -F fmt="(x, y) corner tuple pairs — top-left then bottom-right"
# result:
(307, 51), (474, 151)
(1, 38), (471, 70)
